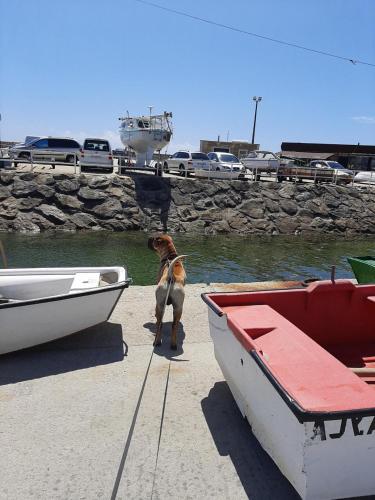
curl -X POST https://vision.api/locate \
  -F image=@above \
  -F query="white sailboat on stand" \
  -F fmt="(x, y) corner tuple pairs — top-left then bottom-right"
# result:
(119, 107), (173, 168)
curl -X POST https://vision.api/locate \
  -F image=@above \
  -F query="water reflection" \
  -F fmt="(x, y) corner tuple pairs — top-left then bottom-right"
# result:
(0, 232), (374, 285)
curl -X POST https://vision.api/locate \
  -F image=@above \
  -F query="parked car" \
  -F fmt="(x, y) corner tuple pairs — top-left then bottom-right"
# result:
(207, 152), (245, 174)
(112, 148), (127, 157)
(80, 138), (113, 173)
(354, 171), (375, 184)
(311, 160), (353, 184)
(240, 150), (280, 180)
(277, 160), (353, 184)
(163, 151), (210, 176)
(9, 137), (81, 166)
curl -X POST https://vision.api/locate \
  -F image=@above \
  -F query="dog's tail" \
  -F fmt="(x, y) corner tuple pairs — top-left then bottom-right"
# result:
(167, 255), (187, 281)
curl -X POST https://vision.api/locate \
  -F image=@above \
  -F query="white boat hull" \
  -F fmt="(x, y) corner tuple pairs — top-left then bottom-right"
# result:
(207, 308), (375, 500)
(120, 128), (171, 167)
(0, 267), (129, 354)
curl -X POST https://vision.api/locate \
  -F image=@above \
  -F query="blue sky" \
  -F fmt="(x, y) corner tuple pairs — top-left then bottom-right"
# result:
(1, 0), (374, 152)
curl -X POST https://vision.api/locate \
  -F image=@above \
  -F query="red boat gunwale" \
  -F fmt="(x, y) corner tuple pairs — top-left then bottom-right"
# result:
(202, 280), (375, 421)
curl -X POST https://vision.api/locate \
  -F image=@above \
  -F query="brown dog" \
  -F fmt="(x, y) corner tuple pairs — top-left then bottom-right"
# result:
(148, 234), (186, 349)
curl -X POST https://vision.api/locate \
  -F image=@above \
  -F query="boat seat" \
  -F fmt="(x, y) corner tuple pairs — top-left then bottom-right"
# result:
(70, 272), (101, 292)
(224, 304), (375, 412)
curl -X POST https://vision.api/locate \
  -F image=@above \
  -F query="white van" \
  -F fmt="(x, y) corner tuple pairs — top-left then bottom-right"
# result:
(80, 138), (113, 173)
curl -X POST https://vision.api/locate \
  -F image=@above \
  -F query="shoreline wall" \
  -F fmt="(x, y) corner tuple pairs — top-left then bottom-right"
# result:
(0, 171), (374, 236)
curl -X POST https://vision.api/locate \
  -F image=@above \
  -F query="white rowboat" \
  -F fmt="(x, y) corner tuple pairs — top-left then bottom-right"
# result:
(0, 267), (130, 354)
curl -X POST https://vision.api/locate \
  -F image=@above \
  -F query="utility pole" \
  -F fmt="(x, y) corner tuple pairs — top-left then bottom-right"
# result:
(251, 96), (262, 144)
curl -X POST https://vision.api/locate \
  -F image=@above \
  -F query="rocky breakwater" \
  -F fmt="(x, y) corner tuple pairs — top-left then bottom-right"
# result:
(0, 171), (374, 235)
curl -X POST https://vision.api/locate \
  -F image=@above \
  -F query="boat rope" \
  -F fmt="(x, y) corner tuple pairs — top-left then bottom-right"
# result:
(110, 255), (187, 499)
(110, 348), (155, 500)
(150, 360), (171, 500)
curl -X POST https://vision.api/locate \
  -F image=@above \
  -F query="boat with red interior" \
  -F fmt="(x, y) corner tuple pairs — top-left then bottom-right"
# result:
(202, 279), (375, 500)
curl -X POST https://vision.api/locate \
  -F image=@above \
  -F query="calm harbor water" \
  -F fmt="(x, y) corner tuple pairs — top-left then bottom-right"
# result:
(0, 232), (374, 285)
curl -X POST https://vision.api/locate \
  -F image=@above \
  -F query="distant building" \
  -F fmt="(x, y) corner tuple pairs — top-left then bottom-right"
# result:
(281, 142), (375, 171)
(200, 139), (259, 158)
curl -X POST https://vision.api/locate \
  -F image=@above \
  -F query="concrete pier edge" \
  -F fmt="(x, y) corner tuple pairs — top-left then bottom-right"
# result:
(0, 283), (300, 499)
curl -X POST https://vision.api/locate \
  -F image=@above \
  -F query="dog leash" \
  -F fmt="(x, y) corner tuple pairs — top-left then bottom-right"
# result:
(111, 255), (188, 499)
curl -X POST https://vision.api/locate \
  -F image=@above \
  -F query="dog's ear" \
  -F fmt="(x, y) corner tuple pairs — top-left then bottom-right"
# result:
(148, 233), (165, 251)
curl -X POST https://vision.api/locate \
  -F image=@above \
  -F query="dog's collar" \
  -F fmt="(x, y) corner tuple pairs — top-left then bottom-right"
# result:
(160, 253), (178, 267)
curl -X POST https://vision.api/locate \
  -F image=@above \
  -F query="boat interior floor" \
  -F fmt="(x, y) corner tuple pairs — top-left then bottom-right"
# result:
(326, 342), (375, 386)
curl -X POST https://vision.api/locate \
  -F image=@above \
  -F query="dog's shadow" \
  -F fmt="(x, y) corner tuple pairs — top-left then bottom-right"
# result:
(143, 321), (186, 360)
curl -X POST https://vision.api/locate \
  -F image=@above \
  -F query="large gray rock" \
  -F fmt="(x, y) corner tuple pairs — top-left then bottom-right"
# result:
(56, 179), (80, 193)
(178, 180), (203, 195)
(88, 176), (110, 189)
(280, 199), (298, 215)
(35, 204), (67, 224)
(107, 187), (124, 198)
(213, 194), (239, 209)
(279, 184), (297, 199)
(17, 197), (42, 211)
(19, 172), (37, 181)
(70, 212), (98, 229)
(78, 187), (108, 201)
(0, 197), (18, 219)
(55, 193), (83, 210)
(274, 216), (300, 234)
(31, 213), (56, 231)
(91, 198), (123, 218)
(11, 214), (41, 233)
(0, 186), (11, 200)
(36, 184), (55, 198)
(265, 198), (279, 212)
(0, 172), (16, 184)
(193, 198), (214, 210)
(12, 179), (38, 196)
(36, 174), (55, 185)
(177, 207), (199, 222)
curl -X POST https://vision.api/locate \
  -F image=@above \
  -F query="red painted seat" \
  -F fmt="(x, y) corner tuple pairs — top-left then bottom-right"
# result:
(224, 303), (375, 413)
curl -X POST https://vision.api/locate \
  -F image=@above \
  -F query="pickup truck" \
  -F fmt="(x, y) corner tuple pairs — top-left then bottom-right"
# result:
(277, 160), (353, 185)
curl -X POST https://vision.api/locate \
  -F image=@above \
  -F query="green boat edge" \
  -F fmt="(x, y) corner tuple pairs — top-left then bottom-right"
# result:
(347, 256), (375, 284)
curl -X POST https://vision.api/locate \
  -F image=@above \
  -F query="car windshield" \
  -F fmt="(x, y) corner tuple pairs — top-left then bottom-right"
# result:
(84, 140), (109, 152)
(327, 161), (345, 169)
(218, 154), (239, 163)
(192, 153), (209, 160)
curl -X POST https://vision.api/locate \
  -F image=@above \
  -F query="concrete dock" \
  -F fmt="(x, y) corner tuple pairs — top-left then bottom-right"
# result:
(0, 284), (299, 500)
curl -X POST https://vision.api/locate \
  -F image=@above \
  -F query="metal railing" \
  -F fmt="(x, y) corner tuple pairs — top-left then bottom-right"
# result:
(4, 150), (375, 187)
(243, 165), (375, 187)
(9, 149), (81, 173)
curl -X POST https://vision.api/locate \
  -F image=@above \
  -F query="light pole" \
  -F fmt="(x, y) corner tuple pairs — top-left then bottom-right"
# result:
(251, 96), (262, 144)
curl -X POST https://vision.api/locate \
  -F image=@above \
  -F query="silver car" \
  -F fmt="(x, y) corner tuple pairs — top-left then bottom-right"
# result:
(10, 137), (81, 166)
(207, 152), (245, 174)
(163, 151), (211, 176)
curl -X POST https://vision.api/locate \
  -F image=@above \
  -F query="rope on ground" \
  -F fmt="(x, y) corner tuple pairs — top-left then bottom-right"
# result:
(110, 348), (155, 500)
(150, 360), (171, 499)
(111, 255), (186, 498)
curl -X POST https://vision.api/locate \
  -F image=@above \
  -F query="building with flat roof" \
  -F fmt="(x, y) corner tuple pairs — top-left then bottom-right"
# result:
(281, 142), (375, 171)
(200, 139), (259, 158)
